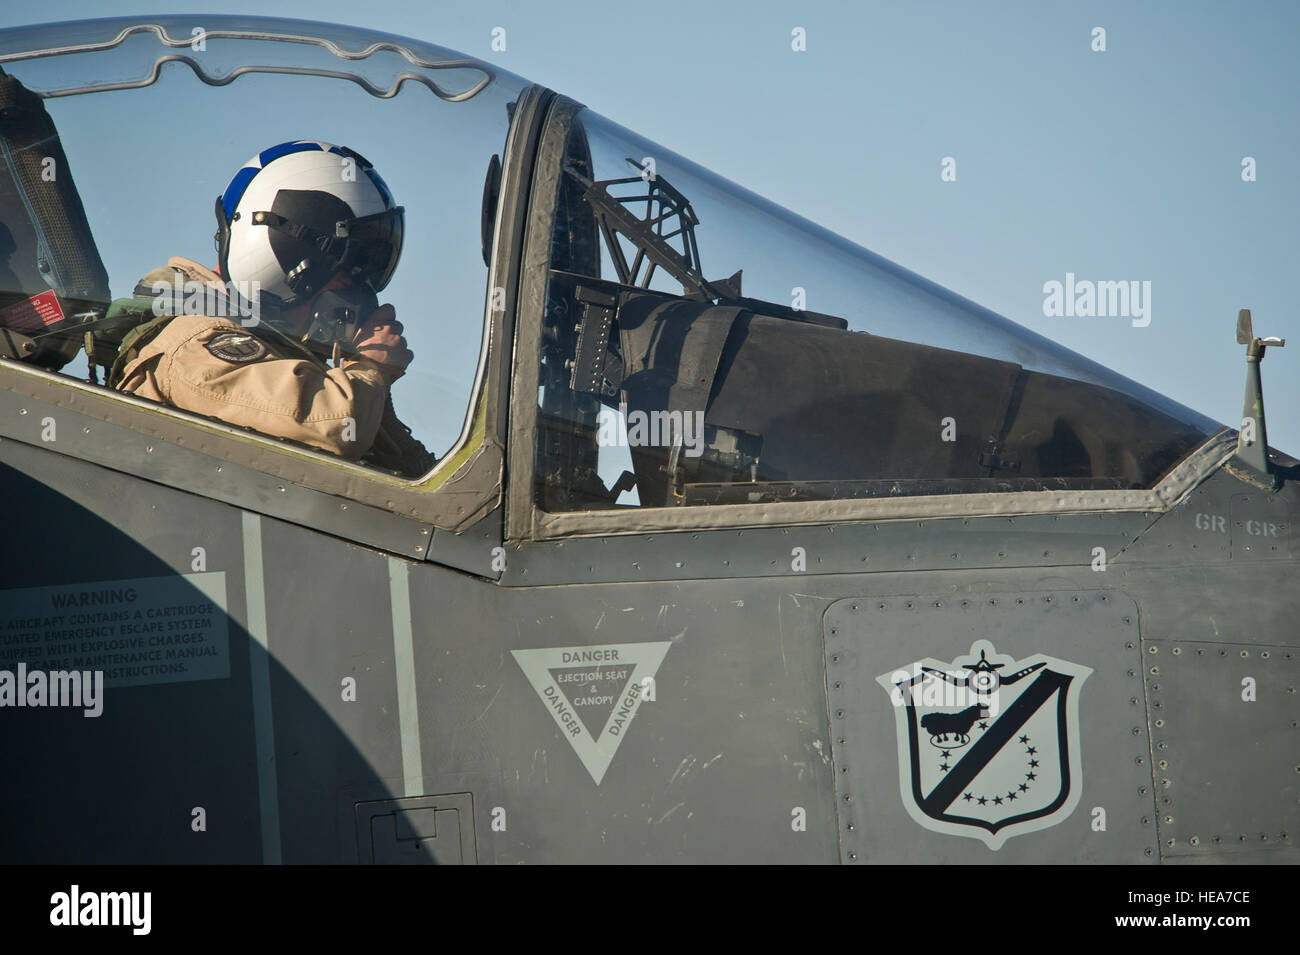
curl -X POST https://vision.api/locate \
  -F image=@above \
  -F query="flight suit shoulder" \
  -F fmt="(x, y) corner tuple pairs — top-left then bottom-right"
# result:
(134, 258), (226, 299)
(153, 317), (387, 457)
(114, 315), (245, 401)
(148, 314), (251, 353)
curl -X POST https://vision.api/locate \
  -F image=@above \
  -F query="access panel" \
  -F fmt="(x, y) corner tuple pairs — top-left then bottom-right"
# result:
(825, 591), (1156, 863)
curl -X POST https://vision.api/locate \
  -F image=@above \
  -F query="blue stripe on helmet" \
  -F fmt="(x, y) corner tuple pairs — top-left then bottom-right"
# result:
(257, 140), (324, 167)
(220, 165), (260, 220)
(365, 167), (394, 208)
(221, 141), (327, 219)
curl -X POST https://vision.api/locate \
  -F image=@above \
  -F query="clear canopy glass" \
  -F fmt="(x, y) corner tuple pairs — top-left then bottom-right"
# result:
(535, 109), (1218, 510)
(0, 16), (525, 469)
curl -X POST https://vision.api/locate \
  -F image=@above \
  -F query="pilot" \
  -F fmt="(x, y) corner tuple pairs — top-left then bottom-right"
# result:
(115, 140), (434, 474)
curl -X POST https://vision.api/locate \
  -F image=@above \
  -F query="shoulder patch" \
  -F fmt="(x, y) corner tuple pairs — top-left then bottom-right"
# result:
(205, 331), (270, 364)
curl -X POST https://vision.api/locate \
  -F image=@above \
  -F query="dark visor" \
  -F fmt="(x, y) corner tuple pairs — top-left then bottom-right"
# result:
(336, 206), (404, 293)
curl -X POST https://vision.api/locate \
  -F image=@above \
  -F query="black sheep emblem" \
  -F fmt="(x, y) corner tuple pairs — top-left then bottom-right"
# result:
(920, 704), (986, 746)
(917, 649), (1046, 748)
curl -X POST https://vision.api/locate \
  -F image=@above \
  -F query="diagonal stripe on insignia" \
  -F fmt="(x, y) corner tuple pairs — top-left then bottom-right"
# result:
(920, 669), (1071, 816)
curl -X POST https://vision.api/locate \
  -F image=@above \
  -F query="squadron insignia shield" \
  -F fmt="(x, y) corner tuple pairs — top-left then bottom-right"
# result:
(205, 331), (269, 364)
(876, 641), (1092, 850)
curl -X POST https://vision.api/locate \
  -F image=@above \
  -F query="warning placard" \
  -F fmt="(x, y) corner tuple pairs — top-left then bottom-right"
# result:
(512, 642), (670, 785)
(0, 289), (64, 333)
(0, 572), (230, 688)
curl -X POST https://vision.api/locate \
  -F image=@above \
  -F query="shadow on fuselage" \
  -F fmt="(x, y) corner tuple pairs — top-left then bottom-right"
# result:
(0, 453), (410, 864)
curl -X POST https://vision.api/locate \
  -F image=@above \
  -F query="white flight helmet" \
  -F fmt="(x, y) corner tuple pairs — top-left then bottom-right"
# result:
(214, 140), (403, 308)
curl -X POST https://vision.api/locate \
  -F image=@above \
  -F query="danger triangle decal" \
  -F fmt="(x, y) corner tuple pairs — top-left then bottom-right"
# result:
(512, 642), (671, 784)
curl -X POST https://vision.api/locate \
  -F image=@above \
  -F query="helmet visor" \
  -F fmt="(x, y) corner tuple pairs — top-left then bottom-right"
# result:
(339, 206), (404, 293)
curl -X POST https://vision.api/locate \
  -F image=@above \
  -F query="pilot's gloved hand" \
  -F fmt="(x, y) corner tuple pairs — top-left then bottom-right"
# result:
(348, 304), (413, 384)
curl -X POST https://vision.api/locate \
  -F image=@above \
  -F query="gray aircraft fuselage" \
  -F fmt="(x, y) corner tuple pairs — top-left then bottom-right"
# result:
(0, 15), (1295, 865)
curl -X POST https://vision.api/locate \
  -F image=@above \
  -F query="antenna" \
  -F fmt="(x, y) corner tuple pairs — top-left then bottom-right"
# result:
(1230, 308), (1286, 488)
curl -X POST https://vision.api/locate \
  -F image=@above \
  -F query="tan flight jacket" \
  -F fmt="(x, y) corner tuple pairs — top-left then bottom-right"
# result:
(116, 258), (389, 459)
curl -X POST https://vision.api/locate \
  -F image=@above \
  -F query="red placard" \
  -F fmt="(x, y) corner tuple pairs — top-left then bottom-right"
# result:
(0, 289), (65, 334)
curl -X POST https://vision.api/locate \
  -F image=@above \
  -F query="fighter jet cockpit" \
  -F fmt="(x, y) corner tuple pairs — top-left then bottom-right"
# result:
(2, 14), (1295, 873)
(533, 107), (1220, 512)
(0, 17), (520, 480)
(0, 16), (1222, 526)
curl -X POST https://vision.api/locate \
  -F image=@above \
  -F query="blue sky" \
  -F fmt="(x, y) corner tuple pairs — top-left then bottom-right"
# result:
(4, 1), (1298, 455)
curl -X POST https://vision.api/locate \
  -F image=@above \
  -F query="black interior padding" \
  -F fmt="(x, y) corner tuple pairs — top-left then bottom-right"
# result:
(0, 70), (111, 368)
(624, 305), (1206, 490)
